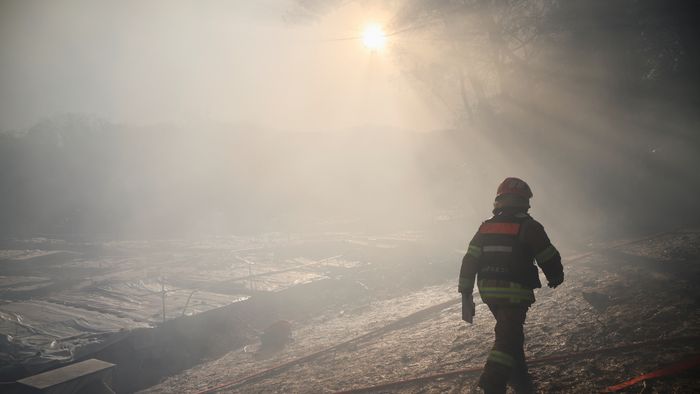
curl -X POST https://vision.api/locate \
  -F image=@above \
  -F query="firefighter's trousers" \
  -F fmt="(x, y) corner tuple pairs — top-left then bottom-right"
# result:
(478, 304), (533, 394)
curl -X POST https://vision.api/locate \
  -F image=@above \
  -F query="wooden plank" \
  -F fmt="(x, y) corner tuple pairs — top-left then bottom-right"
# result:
(17, 359), (115, 390)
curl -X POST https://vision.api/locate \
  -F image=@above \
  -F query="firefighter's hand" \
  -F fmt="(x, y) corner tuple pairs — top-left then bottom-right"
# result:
(461, 293), (475, 323)
(548, 272), (564, 288)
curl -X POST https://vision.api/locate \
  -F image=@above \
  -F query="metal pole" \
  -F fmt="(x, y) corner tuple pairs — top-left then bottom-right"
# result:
(161, 281), (166, 323)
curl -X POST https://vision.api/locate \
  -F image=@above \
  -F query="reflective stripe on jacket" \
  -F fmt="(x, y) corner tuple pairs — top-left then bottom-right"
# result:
(477, 278), (534, 304)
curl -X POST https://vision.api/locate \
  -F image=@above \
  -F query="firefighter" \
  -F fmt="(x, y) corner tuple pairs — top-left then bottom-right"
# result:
(459, 177), (564, 394)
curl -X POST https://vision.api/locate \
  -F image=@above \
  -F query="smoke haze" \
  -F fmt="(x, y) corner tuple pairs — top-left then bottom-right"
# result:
(1, 0), (699, 245)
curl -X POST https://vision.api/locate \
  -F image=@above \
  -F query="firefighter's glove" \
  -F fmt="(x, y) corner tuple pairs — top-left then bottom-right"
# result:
(461, 293), (475, 324)
(547, 272), (564, 289)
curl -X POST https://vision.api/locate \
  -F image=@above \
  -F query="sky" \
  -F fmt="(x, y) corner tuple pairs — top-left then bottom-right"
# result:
(3, 0), (697, 240)
(0, 0), (449, 132)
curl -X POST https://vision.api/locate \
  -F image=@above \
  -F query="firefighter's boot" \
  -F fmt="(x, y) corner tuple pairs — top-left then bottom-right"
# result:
(509, 354), (534, 394)
(477, 360), (509, 394)
(510, 370), (534, 394)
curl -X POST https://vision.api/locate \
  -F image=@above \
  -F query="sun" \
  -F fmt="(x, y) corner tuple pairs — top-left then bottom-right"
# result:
(362, 24), (387, 51)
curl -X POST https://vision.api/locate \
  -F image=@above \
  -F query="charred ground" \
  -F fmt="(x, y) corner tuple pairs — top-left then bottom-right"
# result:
(142, 229), (700, 393)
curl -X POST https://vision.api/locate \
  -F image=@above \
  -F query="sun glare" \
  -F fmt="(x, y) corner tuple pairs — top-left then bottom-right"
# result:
(362, 24), (387, 51)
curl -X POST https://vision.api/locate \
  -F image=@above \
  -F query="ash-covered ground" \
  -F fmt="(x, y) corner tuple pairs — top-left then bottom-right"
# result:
(0, 234), (392, 369)
(0, 230), (448, 386)
(143, 229), (700, 394)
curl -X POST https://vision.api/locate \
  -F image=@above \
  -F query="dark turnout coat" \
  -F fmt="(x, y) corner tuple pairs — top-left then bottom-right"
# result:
(459, 209), (563, 305)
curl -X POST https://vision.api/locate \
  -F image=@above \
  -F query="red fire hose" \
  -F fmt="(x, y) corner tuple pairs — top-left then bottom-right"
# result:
(334, 336), (700, 393)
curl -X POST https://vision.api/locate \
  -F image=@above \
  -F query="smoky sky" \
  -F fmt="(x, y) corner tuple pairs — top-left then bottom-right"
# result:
(1, 0), (699, 241)
(0, 0), (446, 132)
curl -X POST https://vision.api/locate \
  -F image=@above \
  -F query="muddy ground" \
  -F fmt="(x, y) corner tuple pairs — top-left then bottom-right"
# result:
(143, 229), (700, 393)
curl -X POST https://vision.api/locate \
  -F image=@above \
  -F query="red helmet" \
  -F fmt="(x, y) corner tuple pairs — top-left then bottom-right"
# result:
(496, 177), (533, 199)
